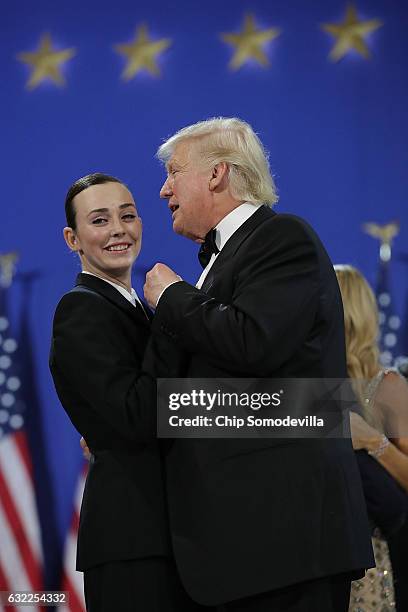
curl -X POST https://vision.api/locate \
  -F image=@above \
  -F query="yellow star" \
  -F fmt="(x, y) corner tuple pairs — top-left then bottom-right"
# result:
(17, 34), (76, 90)
(115, 24), (171, 79)
(321, 4), (383, 62)
(221, 14), (281, 70)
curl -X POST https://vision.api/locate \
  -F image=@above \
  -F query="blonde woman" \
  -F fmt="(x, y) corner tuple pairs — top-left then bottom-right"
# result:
(335, 264), (408, 611)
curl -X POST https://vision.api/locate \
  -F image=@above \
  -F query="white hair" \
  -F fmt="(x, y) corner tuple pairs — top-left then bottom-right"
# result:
(157, 117), (278, 207)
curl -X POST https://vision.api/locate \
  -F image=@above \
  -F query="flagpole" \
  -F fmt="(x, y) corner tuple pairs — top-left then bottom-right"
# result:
(0, 252), (19, 288)
(362, 221), (403, 367)
(362, 221), (400, 262)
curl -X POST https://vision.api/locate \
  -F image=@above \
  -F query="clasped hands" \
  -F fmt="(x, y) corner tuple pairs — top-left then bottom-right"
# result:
(81, 267), (384, 460)
(80, 263), (180, 460)
(143, 263), (181, 309)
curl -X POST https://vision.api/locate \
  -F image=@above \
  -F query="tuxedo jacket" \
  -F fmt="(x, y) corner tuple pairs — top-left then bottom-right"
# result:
(153, 206), (374, 605)
(49, 273), (171, 571)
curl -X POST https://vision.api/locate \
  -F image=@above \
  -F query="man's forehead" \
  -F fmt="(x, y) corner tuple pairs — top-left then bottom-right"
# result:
(168, 141), (195, 167)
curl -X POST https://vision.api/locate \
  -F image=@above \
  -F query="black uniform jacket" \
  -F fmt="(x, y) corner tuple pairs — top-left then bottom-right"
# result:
(50, 273), (170, 571)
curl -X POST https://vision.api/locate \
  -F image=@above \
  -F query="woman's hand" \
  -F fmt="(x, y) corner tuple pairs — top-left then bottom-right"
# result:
(350, 411), (383, 451)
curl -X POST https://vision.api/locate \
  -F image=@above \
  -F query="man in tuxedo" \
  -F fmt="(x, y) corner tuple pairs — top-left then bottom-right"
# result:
(50, 173), (200, 611)
(143, 118), (375, 611)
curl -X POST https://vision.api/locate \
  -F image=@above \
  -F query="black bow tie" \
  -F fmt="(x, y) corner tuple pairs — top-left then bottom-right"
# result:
(198, 229), (219, 268)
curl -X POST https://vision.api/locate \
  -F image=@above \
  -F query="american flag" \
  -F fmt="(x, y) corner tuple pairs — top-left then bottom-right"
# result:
(0, 281), (44, 611)
(57, 465), (86, 612)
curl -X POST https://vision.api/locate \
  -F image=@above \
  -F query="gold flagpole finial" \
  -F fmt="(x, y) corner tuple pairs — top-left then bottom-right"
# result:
(0, 252), (19, 288)
(362, 221), (400, 262)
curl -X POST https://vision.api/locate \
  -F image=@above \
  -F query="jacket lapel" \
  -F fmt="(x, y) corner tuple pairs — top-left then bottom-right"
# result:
(75, 273), (150, 328)
(139, 298), (154, 322)
(200, 205), (276, 293)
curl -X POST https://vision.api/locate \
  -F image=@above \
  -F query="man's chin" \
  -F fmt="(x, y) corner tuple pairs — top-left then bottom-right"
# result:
(172, 221), (201, 242)
(172, 220), (186, 237)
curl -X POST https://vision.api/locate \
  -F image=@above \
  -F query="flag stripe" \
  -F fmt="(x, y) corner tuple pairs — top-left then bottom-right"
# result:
(62, 574), (84, 612)
(64, 529), (82, 592)
(0, 465), (41, 589)
(14, 431), (34, 480)
(0, 498), (33, 595)
(57, 466), (86, 612)
(0, 561), (10, 589)
(0, 562), (16, 612)
(0, 435), (43, 563)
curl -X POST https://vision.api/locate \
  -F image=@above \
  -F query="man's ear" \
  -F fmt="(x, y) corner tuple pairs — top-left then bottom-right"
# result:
(209, 162), (228, 192)
(63, 227), (81, 253)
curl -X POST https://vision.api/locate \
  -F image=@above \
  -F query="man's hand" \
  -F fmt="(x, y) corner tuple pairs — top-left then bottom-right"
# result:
(144, 263), (181, 309)
(80, 437), (92, 461)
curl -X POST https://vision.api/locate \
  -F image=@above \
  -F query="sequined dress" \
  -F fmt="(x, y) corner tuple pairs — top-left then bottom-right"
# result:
(349, 370), (396, 611)
(349, 528), (395, 611)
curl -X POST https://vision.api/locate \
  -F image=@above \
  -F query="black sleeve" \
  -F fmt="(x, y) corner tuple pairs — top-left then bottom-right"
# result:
(356, 449), (408, 537)
(152, 216), (319, 374)
(50, 291), (182, 441)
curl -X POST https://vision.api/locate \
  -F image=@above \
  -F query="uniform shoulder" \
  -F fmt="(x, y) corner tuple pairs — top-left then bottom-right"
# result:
(54, 285), (105, 316)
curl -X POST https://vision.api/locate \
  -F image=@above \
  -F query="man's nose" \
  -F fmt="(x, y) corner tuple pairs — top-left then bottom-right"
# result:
(160, 177), (172, 199)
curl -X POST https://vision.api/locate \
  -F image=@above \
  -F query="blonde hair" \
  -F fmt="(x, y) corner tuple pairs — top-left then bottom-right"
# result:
(157, 117), (278, 207)
(334, 265), (380, 403)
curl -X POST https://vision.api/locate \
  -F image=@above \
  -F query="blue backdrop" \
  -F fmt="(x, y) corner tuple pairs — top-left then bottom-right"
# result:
(1, 0), (407, 556)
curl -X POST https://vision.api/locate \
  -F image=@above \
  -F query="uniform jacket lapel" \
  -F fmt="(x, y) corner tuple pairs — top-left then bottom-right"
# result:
(75, 273), (150, 328)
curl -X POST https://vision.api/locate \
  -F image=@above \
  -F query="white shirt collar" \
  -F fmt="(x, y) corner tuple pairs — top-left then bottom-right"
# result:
(214, 202), (261, 252)
(81, 271), (139, 307)
(195, 202), (261, 290)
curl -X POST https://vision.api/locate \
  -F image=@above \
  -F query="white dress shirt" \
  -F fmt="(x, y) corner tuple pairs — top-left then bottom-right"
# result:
(81, 270), (146, 314)
(196, 202), (261, 289)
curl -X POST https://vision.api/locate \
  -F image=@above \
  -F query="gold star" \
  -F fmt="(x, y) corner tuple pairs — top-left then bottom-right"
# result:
(221, 14), (281, 70)
(17, 34), (76, 90)
(321, 4), (383, 62)
(115, 24), (171, 79)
